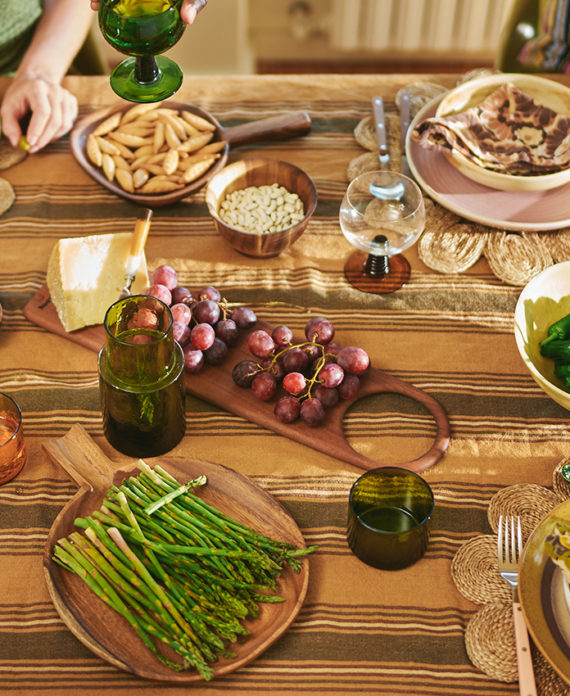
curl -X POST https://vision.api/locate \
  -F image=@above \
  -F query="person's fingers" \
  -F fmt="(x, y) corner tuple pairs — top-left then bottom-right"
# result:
(90, 1), (99, 9)
(23, 85), (53, 151)
(181, 0), (207, 24)
(0, 102), (25, 148)
(52, 90), (78, 142)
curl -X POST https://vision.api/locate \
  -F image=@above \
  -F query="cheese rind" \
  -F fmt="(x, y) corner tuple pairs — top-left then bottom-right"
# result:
(46, 232), (149, 332)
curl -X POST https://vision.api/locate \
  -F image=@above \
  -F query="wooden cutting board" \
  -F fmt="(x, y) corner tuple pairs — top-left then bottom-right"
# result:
(24, 285), (450, 472)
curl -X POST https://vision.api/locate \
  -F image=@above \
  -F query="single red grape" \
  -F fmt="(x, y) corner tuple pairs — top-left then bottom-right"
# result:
(313, 384), (339, 409)
(191, 323), (215, 351)
(171, 286), (193, 305)
(232, 359), (261, 387)
(152, 264), (178, 290)
(173, 321), (191, 346)
(204, 338), (228, 365)
(193, 299), (220, 325)
(127, 307), (158, 330)
(272, 325), (293, 347)
(318, 362), (344, 388)
(282, 347), (309, 374)
(338, 373), (360, 400)
(251, 372), (277, 401)
(199, 285), (222, 302)
(232, 306), (257, 329)
(283, 371), (306, 395)
(247, 330), (275, 358)
(146, 283), (172, 306)
(171, 302), (192, 325)
(215, 319), (239, 346)
(300, 398), (325, 426)
(274, 395), (301, 423)
(305, 317), (335, 345)
(337, 346), (370, 374)
(260, 357), (284, 381)
(183, 346), (204, 373)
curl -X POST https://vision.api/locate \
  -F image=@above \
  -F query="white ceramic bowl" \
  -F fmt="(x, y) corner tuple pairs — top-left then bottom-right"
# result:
(435, 74), (570, 192)
(514, 261), (570, 410)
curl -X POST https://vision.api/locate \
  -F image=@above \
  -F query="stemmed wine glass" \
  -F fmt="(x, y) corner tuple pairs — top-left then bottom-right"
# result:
(99, 0), (187, 103)
(339, 170), (425, 294)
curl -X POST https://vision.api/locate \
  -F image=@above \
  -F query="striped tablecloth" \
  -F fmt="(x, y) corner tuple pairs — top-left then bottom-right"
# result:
(1, 74), (569, 696)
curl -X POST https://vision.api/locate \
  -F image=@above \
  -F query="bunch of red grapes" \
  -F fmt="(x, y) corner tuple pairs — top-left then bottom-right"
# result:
(232, 317), (370, 427)
(146, 264), (257, 372)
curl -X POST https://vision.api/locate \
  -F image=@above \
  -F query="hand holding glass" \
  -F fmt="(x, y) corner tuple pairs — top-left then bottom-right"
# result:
(99, 0), (186, 103)
(340, 171), (425, 293)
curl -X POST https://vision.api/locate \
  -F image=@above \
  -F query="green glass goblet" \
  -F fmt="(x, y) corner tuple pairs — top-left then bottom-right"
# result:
(99, 0), (186, 103)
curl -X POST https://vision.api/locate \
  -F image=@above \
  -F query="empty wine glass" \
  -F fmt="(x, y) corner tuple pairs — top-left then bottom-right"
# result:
(340, 171), (425, 294)
(99, 0), (187, 103)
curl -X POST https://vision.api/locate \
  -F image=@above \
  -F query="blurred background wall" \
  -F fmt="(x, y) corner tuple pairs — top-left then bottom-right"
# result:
(94, 0), (517, 75)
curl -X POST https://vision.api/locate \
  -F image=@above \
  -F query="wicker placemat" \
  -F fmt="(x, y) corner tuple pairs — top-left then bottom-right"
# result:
(464, 602), (518, 683)
(553, 458), (570, 501)
(451, 535), (511, 604)
(487, 483), (562, 537)
(484, 231), (554, 287)
(451, 465), (570, 689)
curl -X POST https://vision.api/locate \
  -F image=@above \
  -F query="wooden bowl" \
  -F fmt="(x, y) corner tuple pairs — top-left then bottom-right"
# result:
(71, 105), (312, 207)
(435, 74), (570, 192)
(205, 158), (317, 258)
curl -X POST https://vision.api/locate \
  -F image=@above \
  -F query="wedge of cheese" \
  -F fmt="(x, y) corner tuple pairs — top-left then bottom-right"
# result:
(46, 232), (149, 332)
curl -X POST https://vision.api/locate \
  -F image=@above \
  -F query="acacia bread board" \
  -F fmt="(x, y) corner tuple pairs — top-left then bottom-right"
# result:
(43, 423), (309, 682)
(25, 284), (450, 472)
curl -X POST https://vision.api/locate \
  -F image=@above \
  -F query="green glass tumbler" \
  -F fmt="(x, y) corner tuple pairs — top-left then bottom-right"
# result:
(347, 467), (434, 570)
(98, 294), (186, 457)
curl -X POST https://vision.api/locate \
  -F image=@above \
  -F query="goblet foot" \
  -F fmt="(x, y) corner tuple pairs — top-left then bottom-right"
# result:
(344, 249), (411, 294)
(110, 56), (183, 103)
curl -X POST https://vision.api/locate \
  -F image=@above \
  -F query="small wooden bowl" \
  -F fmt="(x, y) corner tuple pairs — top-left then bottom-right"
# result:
(205, 158), (317, 258)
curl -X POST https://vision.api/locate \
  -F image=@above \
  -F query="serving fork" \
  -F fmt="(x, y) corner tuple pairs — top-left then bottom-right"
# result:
(497, 515), (537, 696)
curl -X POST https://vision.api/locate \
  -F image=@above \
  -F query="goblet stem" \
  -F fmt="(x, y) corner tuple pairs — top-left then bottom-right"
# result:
(134, 55), (160, 85)
(365, 234), (390, 278)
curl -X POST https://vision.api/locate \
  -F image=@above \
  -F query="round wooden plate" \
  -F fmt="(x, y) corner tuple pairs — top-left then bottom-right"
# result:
(42, 425), (310, 683)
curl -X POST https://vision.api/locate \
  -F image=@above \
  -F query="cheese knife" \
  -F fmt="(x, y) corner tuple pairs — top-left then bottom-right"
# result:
(372, 96), (389, 167)
(120, 208), (153, 299)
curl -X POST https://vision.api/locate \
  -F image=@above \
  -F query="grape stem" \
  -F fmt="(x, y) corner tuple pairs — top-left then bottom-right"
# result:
(261, 339), (332, 401)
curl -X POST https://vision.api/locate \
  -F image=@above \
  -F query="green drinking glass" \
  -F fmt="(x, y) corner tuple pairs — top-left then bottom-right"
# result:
(98, 294), (186, 457)
(347, 467), (434, 570)
(99, 0), (186, 103)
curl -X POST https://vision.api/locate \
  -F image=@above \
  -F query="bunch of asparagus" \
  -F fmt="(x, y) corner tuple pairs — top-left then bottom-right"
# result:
(52, 461), (316, 680)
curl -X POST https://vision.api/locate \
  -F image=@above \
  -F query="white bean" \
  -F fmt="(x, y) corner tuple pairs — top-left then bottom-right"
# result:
(218, 183), (305, 234)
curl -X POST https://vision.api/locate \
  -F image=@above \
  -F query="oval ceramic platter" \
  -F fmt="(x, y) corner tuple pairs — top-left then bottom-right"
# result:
(42, 424), (310, 683)
(519, 499), (570, 685)
(406, 90), (570, 231)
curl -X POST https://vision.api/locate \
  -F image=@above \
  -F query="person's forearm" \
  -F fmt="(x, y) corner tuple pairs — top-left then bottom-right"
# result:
(14, 0), (94, 84)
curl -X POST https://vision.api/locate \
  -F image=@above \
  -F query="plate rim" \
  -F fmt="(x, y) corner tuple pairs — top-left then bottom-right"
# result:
(519, 498), (570, 685)
(406, 94), (570, 231)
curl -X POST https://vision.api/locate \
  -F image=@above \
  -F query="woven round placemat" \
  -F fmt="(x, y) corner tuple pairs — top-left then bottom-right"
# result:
(394, 82), (447, 117)
(451, 535), (511, 604)
(484, 231), (553, 286)
(464, 602), (517, 683)
(346, 152), (379, 181)
(553, 457), (570, 501)
(487, 484), (561, 537)
(543, 228), (570, 264)
(418, 227), (487, 273)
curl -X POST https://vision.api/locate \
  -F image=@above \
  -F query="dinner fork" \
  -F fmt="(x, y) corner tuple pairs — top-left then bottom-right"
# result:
(497, 515), (537, 696)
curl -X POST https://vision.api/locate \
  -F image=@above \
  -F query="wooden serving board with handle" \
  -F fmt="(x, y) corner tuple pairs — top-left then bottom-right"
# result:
(25, 285), (450, 473)
(43, 423), (309, 682)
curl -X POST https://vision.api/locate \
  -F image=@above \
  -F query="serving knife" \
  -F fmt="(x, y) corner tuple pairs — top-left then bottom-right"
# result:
(399, 92), (412, 178)
(372, 96), (389, 167)
(120, 207), (153, 299)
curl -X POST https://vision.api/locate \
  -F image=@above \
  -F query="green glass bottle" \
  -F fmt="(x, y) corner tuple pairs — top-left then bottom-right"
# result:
(495, 0), (570, 73)
(98, 295), (186, 458)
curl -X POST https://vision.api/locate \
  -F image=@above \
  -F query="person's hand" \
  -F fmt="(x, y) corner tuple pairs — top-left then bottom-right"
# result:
(89, 0), (207, 24)
(0, 77), (78, 153)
